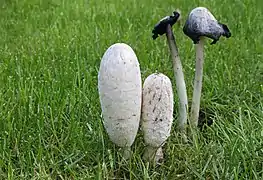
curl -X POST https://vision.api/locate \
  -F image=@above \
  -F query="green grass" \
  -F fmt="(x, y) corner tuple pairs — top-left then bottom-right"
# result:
(0, 0), (262, 179)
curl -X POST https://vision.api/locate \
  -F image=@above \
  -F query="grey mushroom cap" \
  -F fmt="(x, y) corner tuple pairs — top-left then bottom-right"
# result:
(183, 7), (231, 44)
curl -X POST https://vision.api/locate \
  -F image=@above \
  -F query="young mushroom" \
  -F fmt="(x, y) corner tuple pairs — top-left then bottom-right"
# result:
(152, 11), (188, 137)
(183, 7), (231, 127)
(98, 43), (142, 159)
(141, 73), (174, 164)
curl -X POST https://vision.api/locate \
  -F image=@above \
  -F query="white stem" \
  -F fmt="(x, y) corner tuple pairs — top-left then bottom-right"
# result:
(122, 146), (131, 159)
(166, 25), (188, 132)
(190, 37), (205, 127)
(143, 146), (163, 164)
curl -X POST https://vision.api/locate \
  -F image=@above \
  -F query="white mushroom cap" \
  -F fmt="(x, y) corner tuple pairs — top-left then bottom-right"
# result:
(141, 73), (174, 147)
(98, 43), (142, 147)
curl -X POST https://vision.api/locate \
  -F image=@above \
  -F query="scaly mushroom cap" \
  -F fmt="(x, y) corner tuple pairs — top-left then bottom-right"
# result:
(98, 43), (142, 147)
(141, 73), (174, 147)
(183, 7), (231, 44)
(152, 11), (180, 40)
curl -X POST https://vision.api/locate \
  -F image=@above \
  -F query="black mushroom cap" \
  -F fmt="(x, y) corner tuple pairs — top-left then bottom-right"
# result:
(152, 11), (180, 40)
(183, 7), (231, 44)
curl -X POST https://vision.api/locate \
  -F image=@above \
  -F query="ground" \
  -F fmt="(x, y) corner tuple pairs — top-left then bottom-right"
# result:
(0, 0), (262, 179)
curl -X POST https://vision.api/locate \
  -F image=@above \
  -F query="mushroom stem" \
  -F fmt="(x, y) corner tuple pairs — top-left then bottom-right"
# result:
(166, 24), (188, 133)
(190, 37), (205, 126)
(143, 146), (163, 164)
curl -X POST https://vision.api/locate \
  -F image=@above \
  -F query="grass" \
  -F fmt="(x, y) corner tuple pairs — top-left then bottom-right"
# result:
(0, 0), (262, 179)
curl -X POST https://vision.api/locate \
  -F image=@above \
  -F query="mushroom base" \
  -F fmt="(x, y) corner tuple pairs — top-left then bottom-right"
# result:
(122, 146), (132, 160)
(143, 146), (163, 164)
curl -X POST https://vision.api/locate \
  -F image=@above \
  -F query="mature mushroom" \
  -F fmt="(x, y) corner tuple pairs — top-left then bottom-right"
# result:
(152, 11), (188, 136)
(152, 11), (180, 40)
(98, 43), (142, 159)
(141, 73), (174, 164)
(183, 7), (231, 126)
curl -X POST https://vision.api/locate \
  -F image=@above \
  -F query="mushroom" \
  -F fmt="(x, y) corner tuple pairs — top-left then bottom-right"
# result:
(98, 43), (142, 159)
(152, 11), (188, 136)
(141, 73), (174, 164)
(152, 11), (180, 40)
(183, 7), (231, 126)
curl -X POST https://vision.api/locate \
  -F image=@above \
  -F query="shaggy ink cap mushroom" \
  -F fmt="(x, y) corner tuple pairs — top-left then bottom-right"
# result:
(183, 7), (232, 127)
(183, 7), (231, 44)
(151, 10), (188, 141)
(98, 43), (142, 159)
(152, 11), (180, 40)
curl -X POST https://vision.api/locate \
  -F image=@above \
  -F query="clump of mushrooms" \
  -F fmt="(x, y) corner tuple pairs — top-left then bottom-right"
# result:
(183, 7), (231, 127)
(141, 73), (174, 164)
(97, 7), (231, 162)
(98, 43), (142, 159)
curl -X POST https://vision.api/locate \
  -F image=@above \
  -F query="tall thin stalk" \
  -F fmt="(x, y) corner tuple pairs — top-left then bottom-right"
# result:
(190, 37), (205, 126)
(166, 24), (188, 134)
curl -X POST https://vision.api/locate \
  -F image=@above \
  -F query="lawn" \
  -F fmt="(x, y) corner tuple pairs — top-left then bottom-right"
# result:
(0, 0), (262, 179)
